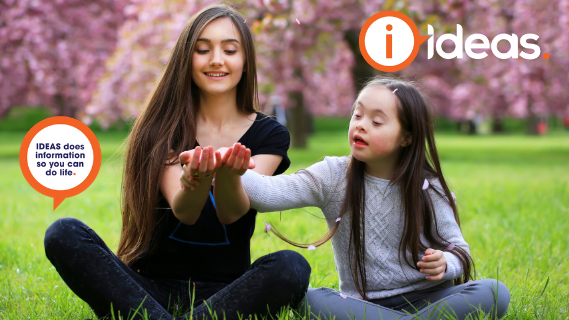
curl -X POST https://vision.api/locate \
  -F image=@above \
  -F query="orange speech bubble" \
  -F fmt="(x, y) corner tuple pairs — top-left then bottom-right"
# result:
(19, 116), (101, 210)
(359, 11), (430, 72)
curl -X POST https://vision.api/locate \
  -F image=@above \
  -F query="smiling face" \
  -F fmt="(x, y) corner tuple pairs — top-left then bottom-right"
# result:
(348, 86), (410, 168)
(191, 17), (245, 96)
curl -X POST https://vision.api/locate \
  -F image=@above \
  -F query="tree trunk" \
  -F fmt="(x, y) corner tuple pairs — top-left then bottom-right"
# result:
(344, 30), (376, 92)
(467, 120), (476, 134)
(55, 94), (76, 118)
(527, 115), (539, 135)
(460, 120), (476, 134)
(56, 94), (65, 116)
(492, 117), (505, 133)
(288, 90), (307, 148)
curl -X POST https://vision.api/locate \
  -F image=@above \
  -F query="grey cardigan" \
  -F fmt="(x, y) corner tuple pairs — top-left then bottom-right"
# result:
(241, 156), (469, 299)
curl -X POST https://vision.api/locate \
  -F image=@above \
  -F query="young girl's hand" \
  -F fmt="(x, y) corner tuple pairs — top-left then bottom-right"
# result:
(417, 248), (447, 280)
(179, 146), (218, 191)
(218, 142), (255, 176)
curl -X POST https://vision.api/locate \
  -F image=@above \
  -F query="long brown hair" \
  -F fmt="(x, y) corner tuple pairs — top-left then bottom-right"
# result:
(270, 76), (475, 300)
(117, 3), (259, 267)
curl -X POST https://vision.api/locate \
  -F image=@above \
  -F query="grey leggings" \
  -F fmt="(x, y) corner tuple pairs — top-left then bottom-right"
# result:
(303, 279), (510, 319)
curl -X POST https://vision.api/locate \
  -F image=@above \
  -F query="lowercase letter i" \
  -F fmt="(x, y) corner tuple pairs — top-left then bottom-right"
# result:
(386, 24), (393, 59)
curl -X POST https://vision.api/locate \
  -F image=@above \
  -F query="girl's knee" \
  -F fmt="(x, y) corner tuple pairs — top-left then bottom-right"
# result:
(477, 279), (510, 318)
(266, 250), (311, 298)
(44, 217), (89, 255)
(272, 250), (311, 281)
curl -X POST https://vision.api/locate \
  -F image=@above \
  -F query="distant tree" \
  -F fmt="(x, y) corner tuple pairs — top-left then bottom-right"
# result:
(0, 0), (128, 118)
(402, 0), (569, 133)
(83, 0), (567, 138)
(83, 0), (218, 127)
(86, 0), (363, 147)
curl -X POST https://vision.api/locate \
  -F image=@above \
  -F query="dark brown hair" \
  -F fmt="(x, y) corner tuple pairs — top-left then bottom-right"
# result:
(117, 3), (259, 266)
(270, 76), (474, 300)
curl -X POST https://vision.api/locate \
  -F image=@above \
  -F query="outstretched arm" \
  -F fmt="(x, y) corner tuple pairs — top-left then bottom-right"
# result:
(160, 146), (218, 225)
(213, 143), (283, 224)
(213, 143), (255, 224)
(176, 143), (266, 225)
(241, 157), (338, 213)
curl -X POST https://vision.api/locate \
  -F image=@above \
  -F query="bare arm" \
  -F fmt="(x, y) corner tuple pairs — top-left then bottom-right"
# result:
(159, 146), (218, 225)
(214, 143), (282, 224)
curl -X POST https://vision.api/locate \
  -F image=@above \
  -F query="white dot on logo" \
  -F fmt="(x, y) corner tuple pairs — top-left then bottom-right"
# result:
(364, 17), (415, 67)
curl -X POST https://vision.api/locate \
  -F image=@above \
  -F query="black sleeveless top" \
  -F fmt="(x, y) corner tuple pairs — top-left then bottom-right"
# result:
(131, 112), (290, 283)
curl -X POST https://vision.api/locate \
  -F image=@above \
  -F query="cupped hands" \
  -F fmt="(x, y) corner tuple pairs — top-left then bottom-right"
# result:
(178, 143), (255, 191)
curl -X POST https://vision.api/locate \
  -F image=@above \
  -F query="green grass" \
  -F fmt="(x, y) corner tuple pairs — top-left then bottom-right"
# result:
(1, 126), (568, 319)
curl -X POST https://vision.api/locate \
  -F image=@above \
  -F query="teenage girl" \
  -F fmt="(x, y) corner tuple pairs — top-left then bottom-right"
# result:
(43, 4), (310, 320)
(208, 77), (511, 319)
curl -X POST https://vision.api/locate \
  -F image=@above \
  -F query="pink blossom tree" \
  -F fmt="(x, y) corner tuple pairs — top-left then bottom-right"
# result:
(0, 0), (128, 118)
(81, 0), (567, 138)
(241, 0), (487, 143)
(402, 0), (569, 133)
(3, 0), (565, 136)
(83, 0), (219, 127)
(86, 0), (371, 146)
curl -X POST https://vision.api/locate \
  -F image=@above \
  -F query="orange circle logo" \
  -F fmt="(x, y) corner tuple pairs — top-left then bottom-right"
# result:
(359, 11), (430, 72)
(19, 117), (101, 210)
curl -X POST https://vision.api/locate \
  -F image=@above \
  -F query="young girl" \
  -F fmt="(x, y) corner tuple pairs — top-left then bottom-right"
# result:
(211, 77), (511, 319)
(43, 4), (310, 320)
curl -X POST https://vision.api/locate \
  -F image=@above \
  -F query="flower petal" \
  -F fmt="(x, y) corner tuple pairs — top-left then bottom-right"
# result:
(335, 217), (341, 222)
(307, 245), (316, 250)
(296, 18), (300, 25)
(422, 179), (429, 190)
(340, 293), (347, 299)
(447, 243), (455, 250)
(263, 220), (271, 233)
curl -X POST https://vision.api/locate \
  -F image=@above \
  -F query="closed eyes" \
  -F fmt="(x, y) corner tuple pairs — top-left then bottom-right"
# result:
(196, 50), (237, 55)
(353, 114), (382, 125)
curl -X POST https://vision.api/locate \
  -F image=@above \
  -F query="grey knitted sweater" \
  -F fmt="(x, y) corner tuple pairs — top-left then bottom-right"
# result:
(241, 156), (469, 299)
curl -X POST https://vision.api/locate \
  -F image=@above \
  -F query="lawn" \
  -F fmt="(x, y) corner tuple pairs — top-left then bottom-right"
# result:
(0, 122), (568, 319)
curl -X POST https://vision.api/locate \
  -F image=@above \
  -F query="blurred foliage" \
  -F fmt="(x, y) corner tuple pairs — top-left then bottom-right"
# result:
(0, 106), (133, 132)
(1, 106), (566, 136)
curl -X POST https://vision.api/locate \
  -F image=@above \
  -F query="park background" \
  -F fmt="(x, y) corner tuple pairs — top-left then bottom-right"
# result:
(1, 0), (568, 319)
